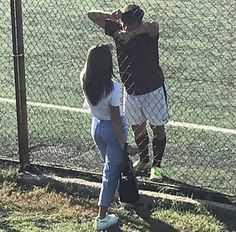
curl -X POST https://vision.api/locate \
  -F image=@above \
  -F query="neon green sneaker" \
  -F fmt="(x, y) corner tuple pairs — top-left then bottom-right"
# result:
(150, 167), (164, 181)
(133, 161), (152, 176)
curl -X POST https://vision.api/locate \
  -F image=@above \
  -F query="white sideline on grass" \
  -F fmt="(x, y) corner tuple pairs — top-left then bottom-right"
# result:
(1, 97), (235, 135)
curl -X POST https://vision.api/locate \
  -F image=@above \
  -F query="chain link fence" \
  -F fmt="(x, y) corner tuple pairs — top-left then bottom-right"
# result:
(0, 1), (18, 160)
(0, 0), (235, 196)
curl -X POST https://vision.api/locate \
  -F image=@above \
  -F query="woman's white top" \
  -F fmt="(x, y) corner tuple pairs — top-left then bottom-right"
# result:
(82, 80), (123, 120)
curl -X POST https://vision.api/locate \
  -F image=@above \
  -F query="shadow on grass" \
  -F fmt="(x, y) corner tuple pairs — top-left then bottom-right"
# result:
(108, 204), (179, 232)
(0, 204), (20, 232)
(211, 209), (236, 232)
(146, 218), (179, 232)
(102, 218), (178, 232)
(139, 175), (234, 205)
(134, 205), (179, 232)
(161, 177), (236, 231)
(0, 225), (20, 232)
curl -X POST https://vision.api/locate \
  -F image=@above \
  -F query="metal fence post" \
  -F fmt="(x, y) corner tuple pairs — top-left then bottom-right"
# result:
(10, 0), (29, 170)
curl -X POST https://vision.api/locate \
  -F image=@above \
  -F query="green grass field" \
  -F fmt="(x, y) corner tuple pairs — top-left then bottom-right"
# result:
(0, 0), (235, 195)
(0, 183), (229, 232)
(0, 165), (234, 232)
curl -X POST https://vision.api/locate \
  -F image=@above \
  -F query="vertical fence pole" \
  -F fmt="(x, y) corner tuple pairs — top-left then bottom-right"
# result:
(10, 0), (29, 170)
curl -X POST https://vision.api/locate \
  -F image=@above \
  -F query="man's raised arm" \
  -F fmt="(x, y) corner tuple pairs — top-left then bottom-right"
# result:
(87, 9), (122, 29)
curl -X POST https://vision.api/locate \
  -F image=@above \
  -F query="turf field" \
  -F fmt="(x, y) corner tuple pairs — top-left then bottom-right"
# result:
(0, 0), (235, 195)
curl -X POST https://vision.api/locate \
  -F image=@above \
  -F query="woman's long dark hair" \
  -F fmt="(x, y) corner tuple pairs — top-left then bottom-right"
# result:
(82, 45), (114, 106)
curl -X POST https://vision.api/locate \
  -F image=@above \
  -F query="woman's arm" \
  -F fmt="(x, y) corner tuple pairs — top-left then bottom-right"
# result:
(110, 105), (138, 155)
(110, 105), (125, 149)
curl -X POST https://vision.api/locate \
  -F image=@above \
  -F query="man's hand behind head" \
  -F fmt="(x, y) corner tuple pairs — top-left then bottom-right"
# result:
(111, 9), (122, 21)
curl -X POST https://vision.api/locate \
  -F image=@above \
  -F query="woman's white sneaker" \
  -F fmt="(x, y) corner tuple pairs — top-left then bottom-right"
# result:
(95, 213), (119, 230)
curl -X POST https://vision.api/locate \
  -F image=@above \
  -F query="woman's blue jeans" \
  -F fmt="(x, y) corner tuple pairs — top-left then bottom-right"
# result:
(91, 116), (128, 207)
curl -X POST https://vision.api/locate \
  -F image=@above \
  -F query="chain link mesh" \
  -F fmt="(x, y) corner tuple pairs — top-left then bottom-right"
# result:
(0, 1), (18, 160)
(0, 0), (235, 196)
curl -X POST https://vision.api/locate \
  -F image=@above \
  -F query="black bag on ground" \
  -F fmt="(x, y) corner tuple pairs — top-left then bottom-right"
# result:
(118, 145), (139, 204)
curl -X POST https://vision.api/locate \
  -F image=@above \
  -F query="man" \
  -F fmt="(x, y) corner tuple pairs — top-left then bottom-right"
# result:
(87, 4), (169, 181)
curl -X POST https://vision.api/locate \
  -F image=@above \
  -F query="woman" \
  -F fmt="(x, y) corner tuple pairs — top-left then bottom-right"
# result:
(81, 44), (136, 231)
